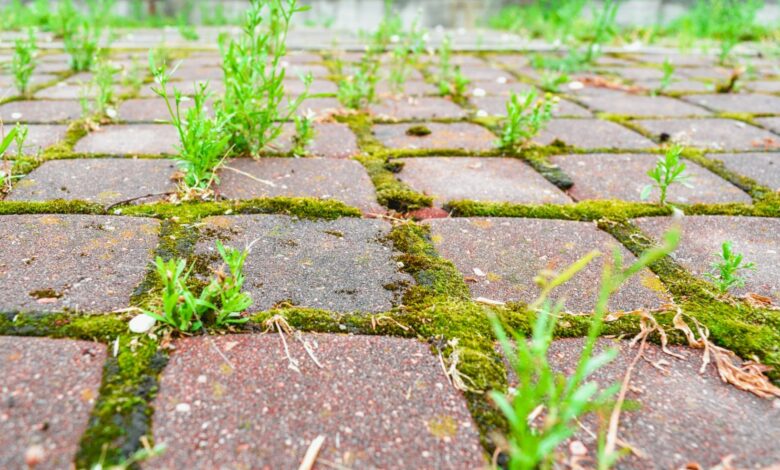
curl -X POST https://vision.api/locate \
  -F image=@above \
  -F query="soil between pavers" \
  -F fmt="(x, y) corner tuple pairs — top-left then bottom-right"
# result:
(217, 158), (382, 214)
(533, 119), (655, 150)
(708, 152), (780, 191)
(0, 100), (82, 123)
(373, 122), (497, 151)
(6, 158), (178, 205)
(633, 215), (780, 302)
(0, 214), (160, 313)
(194, 215), (413, 313)
(633, 118), (779, 151)
(147, 334), (485, 469)
(426, 217), (669, 312)
(396, 157), (572, 206)
(0, 337), (106, 470)
(369, 96), (467, 120)
(551, 153), (752, 204)
(74, 124), (179, 155)
(271, 122), (359, 159)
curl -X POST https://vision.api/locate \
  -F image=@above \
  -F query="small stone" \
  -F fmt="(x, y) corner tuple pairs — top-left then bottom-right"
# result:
(129, 314), (156, 333)
(24, 445), (45, 466)
(176, 403), (191, 413)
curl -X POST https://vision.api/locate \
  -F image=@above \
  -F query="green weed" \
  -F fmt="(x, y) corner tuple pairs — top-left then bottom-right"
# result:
(338, 59), (379, 109)
(498, 90), (557, 150)
(64, 18), (103, 72)
(81, 60), (118, 120)
(13, 122), (28, 159)
(0, 124), (20, 191)
(653, 58), (675, 95)
(705, 241), (756, 293)
(641, 145), (691, 206)
(11, 29), (37, 97)
(292, 110), (316, 156)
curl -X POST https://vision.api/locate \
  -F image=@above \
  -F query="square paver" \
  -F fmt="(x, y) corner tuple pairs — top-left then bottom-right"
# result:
(149, 334), (484, 469)
(709, 152), (780, 191)
(7, 158), (177, 205)
(468, 79), (536, 96)
(0, 214), (160, 313)
(633, 118), (779, 151)
(471, 96), (591, 118)
(396, 157), (571, 206)
(540, 338), (780, 468)
(4, 124), (70, 157)
(195, 215), (413, 313)
(682, 93), (780, 115)
(0, 100), (82, 123)
(756, 117), (780, 134)
(35, 83), (128, 100)
(284, 78), (337, 95)
(217, 158), (381, 213)
(369, 97), (467, 120)
(374, 80), (438, 97)
(74, 124), (179, 155)
(552, 153), (751, 204)
(533, 119), (655, 150)
(576, 89), (711, 117)
(427, 217), (669, 312)
(117, 98), (202, 123)
(292, 97), (345, 118)
(0, 337), (105, 470)
(634, 78), (715, 93)
(634, 215), (780, 301)
(269, 122), (359, 158)
(373, 122), (496, 151)
(746, 81), (780, 93)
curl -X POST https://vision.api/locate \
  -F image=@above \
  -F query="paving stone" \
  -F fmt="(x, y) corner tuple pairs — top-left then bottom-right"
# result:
(4, 124), (69, 157)
(633, 118), (779, 151)
(74, 124), (179, 155)
(270, 122), (359, 158)
(117, 98), (200, 122)
(575, 89), (711, 117)
(427, 217), (668, 312)
(756, 117), (780, 134)
(396, 157), (571, 206)
(195, 215), (412, 312)
(0, 214), (160, 313)
(597, 66), (667, 82)
(373, 122), (496, 151)
(35, 83), (128, 100)
(0, 100), (82, 123)
(709, 152), (780, 191)
(0, 337), (105, 470)
(283, 63), (331, 78)
(634, 215), (780, 301)
(217, 158), (381, 213)
(137, 80), (224, 98)
(679, 66), (733, 81)
(633, 77), (715, 93)
(368, 96), (467, 120)
(536, 338), (780, 469)
(552, 153), (751, 204)
(7, 158), (177, 204)
(746, 80), (780, 93)
(0, 73), (60, 88)
(448, 64), (512, 82)
(467, 78), (536, 96)
(285, 97), (345, 118)
(533, 119), (655, 149)
(375, 80), (438, 96)
(284, 78), (337, 95)
(628, 53), (715, 67)
(170, 65), (223, 81)
(149, 333), (484, 469)
(471, 95), (591, 117)
(682, 93), (780, 114)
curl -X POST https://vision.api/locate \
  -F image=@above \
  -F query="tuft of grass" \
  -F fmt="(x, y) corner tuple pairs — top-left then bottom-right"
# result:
(338, 58), (379, 110)
(218, 0), (310, 156)
(641, 145), (691, 206)
(63, 17), (103, 72)
(498, 90), (557, 150)
(11, 29), (37, 97)
(81, 59), (118, 121)
(705, 241), (756, 294)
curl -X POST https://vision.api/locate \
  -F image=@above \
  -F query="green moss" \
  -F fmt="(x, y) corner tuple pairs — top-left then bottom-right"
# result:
(356, 154), (433, 211)
(0, 312), (127, 339)
(405, 124), (432, 136)
(446, 199), (672, 220)
(0, 200), (106, 215)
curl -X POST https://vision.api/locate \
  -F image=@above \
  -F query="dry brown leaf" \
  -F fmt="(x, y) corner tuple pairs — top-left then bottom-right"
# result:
(576, 75), (643, 93)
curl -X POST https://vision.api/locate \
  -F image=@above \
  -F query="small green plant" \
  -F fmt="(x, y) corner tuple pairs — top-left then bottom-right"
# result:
(292, 110), (316, 156)
(338, 60), (379, 109)
(142, 241), (252, 333)
(152, 56), (230, 193)
(582, 0), (620, 64)
(64, 18), (103, 72)
(705, 241), (756, 294)
(641, 145), (691, 206)
(540, 71), (569, 93)
(11, 29), (37, 97)
(498, 90), (557, 150)
(492, 227), (681, 470)
(0, 124), (19, 191)
(653, 58), (675, 95)
(81, 60), (117, 120)
(218, 0), (310, 156)
(435, 37), (471, 99)
(386, 16), (426, 94)
(13, 122), (28, 158)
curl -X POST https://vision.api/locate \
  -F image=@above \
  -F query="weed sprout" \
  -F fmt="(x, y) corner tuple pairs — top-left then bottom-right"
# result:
(641, 145), (691, 206)
(706, 241), (756, 294)
(498, 90), (558, 150)
(292, 110), (316, 157)
(11, 29), (37, 97)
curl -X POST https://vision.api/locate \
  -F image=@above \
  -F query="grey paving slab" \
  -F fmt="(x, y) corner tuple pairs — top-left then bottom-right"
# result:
(2, 124), (69, 157)
(471, 95), (591, 117)
(375, 80), (439, 97)
(292, 97), (345, 117)
(538, 338), (780, 469)
(271, 122), (359, 159)
(74, 124), (179, 155)
(710, 152), (780, 191)
(0, 214), (160, 313)
(368, 96), (467, 120)
(633, 77), (715, 93)
(284, 78), (337, 95)
(597, 66), (667, 82)
(679, 66), (734, 81)
(117, 98), (200, 122)
(137, 79), (224, 98)
(575, 89), (711, 117)
(0, 337), (105, 470)
(552, 153), (751, 204)
(373, 122), (496, 151)
(756, 117), (780, 134)
(0, 100), (82, 123)
(633, 118), (779, 151)
(533, 119), (655, 149)
(217, 158), (381, 213)
(35, 83), (128, 100)
(7, 158), (177, 204)
(682, 93), (780, 115)
(467, 78), (536, 96)
(746, 80), (780, 94)
(396, 157), (571, 206)
(195, 215), (412, 313)
(148, 334), (484, 469)
(427, 217), (669, 312)
(634, 215), (780, 301)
